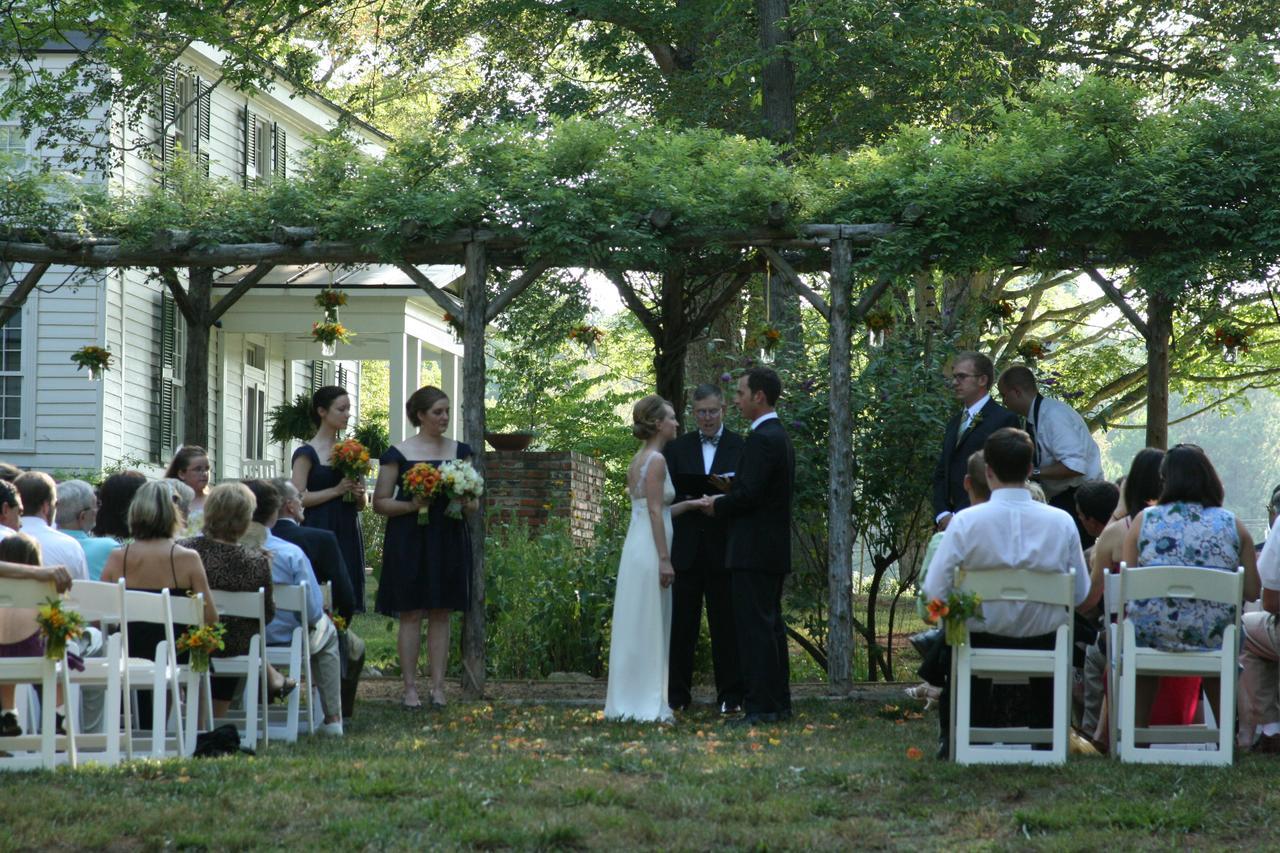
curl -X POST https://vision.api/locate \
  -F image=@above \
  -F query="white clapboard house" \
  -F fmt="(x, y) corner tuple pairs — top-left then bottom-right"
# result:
(2, 43), (463, 480)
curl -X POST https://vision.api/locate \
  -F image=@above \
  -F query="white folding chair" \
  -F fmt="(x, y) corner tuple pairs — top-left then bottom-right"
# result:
(164, 592), (213, 757)
(951, 568), (1075, 765)
(1116, 564), (1242, 765)
(311, 581), (333, 730)
(211, 588), (269, 750)
(121, 588), (185, 758)
(266, 582), (314, 742)
(0, 577), (77, 770)
(60, 579), (128, 765)
(1103, 569), (1124, 755)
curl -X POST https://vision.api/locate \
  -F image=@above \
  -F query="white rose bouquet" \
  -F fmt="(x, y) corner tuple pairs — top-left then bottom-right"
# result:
(438, 459), (485, 519)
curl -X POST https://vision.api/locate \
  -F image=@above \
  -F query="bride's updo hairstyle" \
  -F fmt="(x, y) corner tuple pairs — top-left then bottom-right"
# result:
(631, 394), (670, 440)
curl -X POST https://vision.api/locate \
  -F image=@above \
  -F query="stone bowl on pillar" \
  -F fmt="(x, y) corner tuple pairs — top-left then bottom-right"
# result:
(484, 431), (535, 452)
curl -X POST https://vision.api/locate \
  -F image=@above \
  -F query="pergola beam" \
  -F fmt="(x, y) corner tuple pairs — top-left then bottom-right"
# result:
(0, 262), (51, 327)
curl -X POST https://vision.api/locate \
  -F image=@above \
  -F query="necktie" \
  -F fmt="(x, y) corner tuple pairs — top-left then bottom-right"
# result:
(701, 433), (719, 447)
(1024, 417), (1042, 466)
(955, 412), (972, 448)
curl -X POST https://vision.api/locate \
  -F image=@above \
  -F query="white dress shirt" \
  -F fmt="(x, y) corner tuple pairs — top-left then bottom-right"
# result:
(750, 411), (779, 431)
(700, 427), (723, 475)
(922, 488), (1089, 637)
(1258, 517), (1280, 591)
(1028, 395), (1103, 499)
(20, 516), (89, 580)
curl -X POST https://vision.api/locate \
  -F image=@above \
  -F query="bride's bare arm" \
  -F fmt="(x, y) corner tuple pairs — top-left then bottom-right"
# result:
(643, 455), (675, 589)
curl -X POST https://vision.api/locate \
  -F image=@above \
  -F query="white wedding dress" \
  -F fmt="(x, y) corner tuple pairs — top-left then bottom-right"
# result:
(604, 451), (675, 722)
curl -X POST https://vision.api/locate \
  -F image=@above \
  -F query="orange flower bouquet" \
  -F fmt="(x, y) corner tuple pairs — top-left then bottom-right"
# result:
(36, 598), (85, 661)
(331, 438), (372, 503)
(403, 462), (443, 525)
(925, 589), (983, 646)
(176, 622), (226, 673)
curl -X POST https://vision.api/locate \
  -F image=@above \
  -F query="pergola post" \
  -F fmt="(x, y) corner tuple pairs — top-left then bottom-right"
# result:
(825, 239), (855, 691)
(183, 267), (214, 449)
(461, 240), (489, 697)
(1145, 291), (1173, 450)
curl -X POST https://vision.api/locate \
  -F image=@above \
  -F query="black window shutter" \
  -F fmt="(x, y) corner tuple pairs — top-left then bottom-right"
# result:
(273, 123), (286, 179)
(155, 291), (179, 461)
(196, 77), (211, 144)
(243, 105), (256, 187)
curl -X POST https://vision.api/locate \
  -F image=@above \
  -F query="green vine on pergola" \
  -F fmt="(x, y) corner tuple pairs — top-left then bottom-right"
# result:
(5, 73), (1280, 691)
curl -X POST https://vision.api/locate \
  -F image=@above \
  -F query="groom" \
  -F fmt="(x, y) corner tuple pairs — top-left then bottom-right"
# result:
(702, 367), (795, 725)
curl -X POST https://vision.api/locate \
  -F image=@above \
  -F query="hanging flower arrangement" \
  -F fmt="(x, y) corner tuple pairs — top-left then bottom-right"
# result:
(315, 288), (348, 318)
(745, 323), (783, 355)
(442, 312), (463, 341)
(568, 324), (604, 356)
(36, 597), (85, 661)
(985, 300), (1017, 331)
(865, 309), (894, 347)
(1016, 339), (1049, 362)
(312, 320), (354, 356)
(1212, 325), (1250, 363)
(71, 345), (113, 380)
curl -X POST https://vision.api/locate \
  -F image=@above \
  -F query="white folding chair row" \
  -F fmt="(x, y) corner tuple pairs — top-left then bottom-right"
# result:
(950, 568), (1075, 766)
(266, 582), (314, 742)
(59, 579), (129, 764)
(1113, 563), (1242, 765)
(210, 588), (269, 750)
(0, 577), (77, 770)
(165, 592), (213, 757)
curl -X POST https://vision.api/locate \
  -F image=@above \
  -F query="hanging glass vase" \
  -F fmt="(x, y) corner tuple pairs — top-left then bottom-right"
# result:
(868, 328), (886, 348)
(1222, 344), (1239, 364)
(321, 340), (336, 357)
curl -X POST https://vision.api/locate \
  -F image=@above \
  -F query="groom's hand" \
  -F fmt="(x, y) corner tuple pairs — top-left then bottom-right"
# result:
(698, 495), (719, 515)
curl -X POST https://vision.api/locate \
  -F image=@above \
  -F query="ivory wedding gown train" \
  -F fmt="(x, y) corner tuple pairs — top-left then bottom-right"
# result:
(604, 452), (675, 722)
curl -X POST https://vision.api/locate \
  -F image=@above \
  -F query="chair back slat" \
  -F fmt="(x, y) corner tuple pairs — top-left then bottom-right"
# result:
(64, 579), (125, 621)
(168, 592), (204, 629)
(956, 568), (1074, 608)
(213, 589), (265, 620)
(1120, 565), (1244, 607)
(0, 577), (59, 609)
(271, 583), (306, 611)
(124, 589), (171, 626)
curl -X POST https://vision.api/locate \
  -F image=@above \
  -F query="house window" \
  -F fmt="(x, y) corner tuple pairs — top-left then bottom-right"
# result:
(242, 107), (286, 185)
(246, 342), (266, 371)
(159, 68), (211, 179)
(244, 381), (266, 461)
(0, 124), (27, 170)
(0, 311), (22, 441)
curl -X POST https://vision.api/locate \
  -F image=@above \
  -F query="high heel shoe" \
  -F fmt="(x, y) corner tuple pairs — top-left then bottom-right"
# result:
(269, 678), (298, 703)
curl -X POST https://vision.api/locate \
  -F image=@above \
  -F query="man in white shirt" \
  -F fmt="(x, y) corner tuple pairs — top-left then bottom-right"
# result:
(243, 479), (345, 737)
(1237, 508), (1280, 751)
(0, 479), (20, 538)
(15, 471), (89, 580)
(997, 365), (1104, 545)
(924, 427), (1089, 754)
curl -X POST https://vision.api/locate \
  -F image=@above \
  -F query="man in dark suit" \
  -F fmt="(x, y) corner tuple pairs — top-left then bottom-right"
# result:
(664, 383), (746, 714)
(271, 478), (366, 719)
(932, 351), (1019, 531)
(703, 367), (795, 725)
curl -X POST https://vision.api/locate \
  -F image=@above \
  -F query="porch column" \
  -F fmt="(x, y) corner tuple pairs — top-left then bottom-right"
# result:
(439, 349), (462, 440)
(388, 334), (416, 444)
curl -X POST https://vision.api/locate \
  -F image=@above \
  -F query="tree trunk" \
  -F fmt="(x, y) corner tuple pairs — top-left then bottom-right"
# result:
(825, 239), (855, 692)
(461, 241), (488, 697)
(184, 267), (213, 448)
(756, 0), (796, 147)
(1145, 290), (1173, 449)
(684, 291), (742, 403)
(656, 266), (690, 420)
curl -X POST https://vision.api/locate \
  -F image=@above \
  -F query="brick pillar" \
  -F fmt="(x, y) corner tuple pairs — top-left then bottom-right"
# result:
(483, 451), (605, 544)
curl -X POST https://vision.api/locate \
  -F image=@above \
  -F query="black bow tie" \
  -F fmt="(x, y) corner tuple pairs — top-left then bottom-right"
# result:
(701, 433), (719, 447)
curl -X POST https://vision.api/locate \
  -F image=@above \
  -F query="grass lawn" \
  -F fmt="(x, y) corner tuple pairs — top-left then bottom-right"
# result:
(3, 695), (1276, 849)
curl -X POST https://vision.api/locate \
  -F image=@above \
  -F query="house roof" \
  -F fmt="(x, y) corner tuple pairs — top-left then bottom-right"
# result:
(214, 263), (463, 297)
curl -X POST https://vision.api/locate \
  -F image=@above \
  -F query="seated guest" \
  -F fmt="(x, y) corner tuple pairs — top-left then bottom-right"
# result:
(270, 477), (365, 720)
(93, 470), (148, 541)
(1257, 485), (1280, 555)
(1082, 449), (1164, 612)
(1121, 444), (1259, 729)
(0, 479), (22, 539)
(54, 479), (120, 581)
(165, 446), (212, 522)
(100, 481), (218, 728)
(1236, 485), (1280, 751)
(0, 460), (20, 482)
(15, 471), (88, 580)
(0, 534), (73, 737)
(1075, 481), (1120, 564)
(923, 427), (1089, 758)
(243, 480), (345, 736)
(179, 482), (292, 716)
(167, 479), (198, 535)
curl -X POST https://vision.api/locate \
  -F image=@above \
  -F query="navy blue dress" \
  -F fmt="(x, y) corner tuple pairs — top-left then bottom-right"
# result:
(375, 444), (473, 616)
(293, 444), (367, 612)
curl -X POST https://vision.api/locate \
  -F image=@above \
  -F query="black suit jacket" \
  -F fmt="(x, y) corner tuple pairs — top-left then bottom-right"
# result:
(712, 417), (795, 574)
(931, 398), (1021, 517)
(663, 428), (745, 574)
(272, 518), (356, 621)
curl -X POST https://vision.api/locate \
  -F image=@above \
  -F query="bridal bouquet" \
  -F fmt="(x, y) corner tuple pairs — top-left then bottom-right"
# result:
(925, 589), (983, 646)
(177, 622), (226, 673)
(330, 438), (372, 502)
(403, 462), (443, 525)
(438, 458), (484, 520)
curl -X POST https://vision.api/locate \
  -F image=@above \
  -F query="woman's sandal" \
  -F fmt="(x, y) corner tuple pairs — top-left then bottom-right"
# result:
(269, 678), (298, 703)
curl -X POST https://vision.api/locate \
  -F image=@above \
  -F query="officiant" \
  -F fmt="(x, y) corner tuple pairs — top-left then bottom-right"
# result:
(663, 383), (746, 714)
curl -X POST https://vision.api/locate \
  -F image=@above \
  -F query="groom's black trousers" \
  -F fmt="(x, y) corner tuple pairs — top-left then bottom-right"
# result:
(669, 547), (742, 709)
(731, 570), (791, 716)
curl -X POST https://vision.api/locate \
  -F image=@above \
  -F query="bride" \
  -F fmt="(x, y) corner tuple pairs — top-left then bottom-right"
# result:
(604, 394), (702, 721)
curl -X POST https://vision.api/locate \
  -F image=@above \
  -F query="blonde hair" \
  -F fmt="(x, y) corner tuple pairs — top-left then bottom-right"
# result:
(201, 482), (256, 542)
(1025, 481), (1048, 504)
(129, 480), (180, 540)
(631, 394), (670, 440)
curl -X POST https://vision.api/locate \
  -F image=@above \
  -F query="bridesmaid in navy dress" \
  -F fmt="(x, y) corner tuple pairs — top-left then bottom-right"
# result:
(291, 386), (368, 611)
(373, 385), (474, 709)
